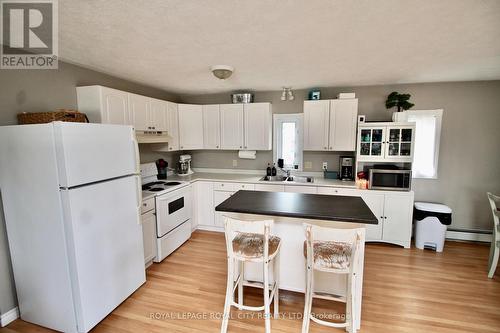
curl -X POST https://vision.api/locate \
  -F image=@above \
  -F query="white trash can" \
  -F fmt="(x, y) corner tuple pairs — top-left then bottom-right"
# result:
(414, 202), (452, 252)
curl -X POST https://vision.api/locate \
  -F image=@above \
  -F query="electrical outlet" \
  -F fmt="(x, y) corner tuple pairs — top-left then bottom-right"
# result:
(304, 161), (312, 169)
(322, 162), (328, 171)
(232, 159), (238, 167)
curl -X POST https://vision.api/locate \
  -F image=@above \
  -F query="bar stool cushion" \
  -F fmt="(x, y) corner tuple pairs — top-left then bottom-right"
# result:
(303, 240), (352, 270)
(232, 232), (281, 258)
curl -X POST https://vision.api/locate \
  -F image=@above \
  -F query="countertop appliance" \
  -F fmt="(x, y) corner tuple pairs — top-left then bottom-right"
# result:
(340, 156), (354, 180)
(368, 168), (412, 191)
(0, 122), (145, 333)
(178, 154), (194, 176)
(140, 163), (192, 262)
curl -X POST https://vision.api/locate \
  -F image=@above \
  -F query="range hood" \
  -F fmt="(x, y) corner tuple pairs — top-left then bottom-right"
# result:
(135, 131), (172, 144)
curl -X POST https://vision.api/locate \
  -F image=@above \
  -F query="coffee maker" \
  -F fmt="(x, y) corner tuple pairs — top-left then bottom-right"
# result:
(339, 156), (354, 181)
(178, 154), (194, 176)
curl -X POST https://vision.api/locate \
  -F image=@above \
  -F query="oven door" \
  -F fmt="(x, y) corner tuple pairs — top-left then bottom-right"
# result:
(369, 170), (411, 191)
(155, 186), (192, 237)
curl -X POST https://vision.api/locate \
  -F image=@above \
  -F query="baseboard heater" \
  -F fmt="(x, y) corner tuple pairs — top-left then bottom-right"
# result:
(446, 228), (492, 243)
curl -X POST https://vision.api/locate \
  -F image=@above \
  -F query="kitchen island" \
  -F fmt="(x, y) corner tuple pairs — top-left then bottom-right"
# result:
(215, 190), (378, 330)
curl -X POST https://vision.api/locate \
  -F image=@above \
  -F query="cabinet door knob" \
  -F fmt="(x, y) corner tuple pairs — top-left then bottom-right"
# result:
(240, 146), (242, 148)
(324, 146), (327, 149)
(329, 147), (332, 149)
(216, 145), (219, 148)
(181, 146), (183, 149)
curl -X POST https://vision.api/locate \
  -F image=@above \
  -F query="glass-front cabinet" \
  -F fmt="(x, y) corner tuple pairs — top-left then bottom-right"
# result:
(359, 127), (386, 158)
(357, 123), (415, 162)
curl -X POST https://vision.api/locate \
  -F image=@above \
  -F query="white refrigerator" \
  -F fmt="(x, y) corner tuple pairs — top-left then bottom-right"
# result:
(0, 122), (146, 332)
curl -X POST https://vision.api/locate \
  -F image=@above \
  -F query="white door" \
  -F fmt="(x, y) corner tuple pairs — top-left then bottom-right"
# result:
(60, 176), (145, 332)
(244, 103), (272, 150)
(357, 127), (387, 161)
(128, 93), (150, 131)
(101, 87), (129, 125)
(360, 192), (385, 240)
(220, 104), (244, 149)
(203, 105), (221, 149)
(178, 104), (204, 150)
(195, 181), (215, 226)
(304, 100), (330, 151)
(382, 193), (413, 242)
(166, 102), (180, 151)
(329, 99), (358, 151)
(141, 211), (157, 264)
(54, 122), (138, 187)
(214, 190), (233, 227)
(384, 125), (415, 161)
(149, 98), (168, 132)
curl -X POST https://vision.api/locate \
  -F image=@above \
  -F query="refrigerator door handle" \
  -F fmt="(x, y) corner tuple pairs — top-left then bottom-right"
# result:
(135, 175), (142, 224)
(132, 130), (140, 174)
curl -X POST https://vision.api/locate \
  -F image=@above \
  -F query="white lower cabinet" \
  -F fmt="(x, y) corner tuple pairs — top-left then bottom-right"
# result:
(141, 207), (157, 267)
(194, 182), (214, 228)
(191, 180), (413, 248)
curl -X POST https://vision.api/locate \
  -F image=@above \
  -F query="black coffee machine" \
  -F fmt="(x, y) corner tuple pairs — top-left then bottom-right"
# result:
(339, 156), (354, 180)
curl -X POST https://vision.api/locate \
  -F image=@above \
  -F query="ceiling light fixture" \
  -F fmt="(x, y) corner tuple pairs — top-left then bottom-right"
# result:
(211, 65), (234, 80)
(281, 87), (294, 101)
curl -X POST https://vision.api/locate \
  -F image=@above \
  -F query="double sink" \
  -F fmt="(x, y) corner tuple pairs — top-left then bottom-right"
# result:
(259, 175), (314, 183)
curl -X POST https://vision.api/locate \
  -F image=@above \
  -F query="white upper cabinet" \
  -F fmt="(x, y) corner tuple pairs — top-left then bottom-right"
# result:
(329, 99), (358, 151)
(220, 104), (244, 150)
(77, 86), (130, 125)
(166, 102), (180, 151)
(128, 93), (150, 131)
(149, 98), (168, 132)
(304, 99), (358, 151)
(244, 103), (272, 150)
(357, 122), (415, 162)
(304, 100), (330, 150)
(178, 104), (204, 150)
(203, 105), (221, 149)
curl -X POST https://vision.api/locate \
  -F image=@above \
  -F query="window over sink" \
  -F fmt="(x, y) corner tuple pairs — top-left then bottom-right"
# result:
(273, 114), (303, 171)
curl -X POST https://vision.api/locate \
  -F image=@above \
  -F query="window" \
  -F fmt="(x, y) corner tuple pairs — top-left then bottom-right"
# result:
(273, 114), (303, 170)
(404, 109), (443, 179)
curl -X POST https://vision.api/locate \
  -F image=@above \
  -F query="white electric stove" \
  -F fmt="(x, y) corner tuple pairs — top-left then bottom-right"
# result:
(140, 163), (192, 262)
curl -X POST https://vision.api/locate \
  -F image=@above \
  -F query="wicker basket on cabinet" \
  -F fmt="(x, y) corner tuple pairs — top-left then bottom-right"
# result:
(17, 109), (89, 124)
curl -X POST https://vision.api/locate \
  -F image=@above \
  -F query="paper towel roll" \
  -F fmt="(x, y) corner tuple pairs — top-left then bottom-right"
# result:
(238, 150), (257, 159)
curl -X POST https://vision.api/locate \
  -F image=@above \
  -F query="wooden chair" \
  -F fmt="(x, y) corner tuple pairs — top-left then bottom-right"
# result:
(302, 224), (364, 333)
(221, 216), (281, 333)
(487, 192), (500, 278)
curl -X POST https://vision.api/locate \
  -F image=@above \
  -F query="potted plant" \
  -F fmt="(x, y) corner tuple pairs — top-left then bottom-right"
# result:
(385, 91), (415, 121)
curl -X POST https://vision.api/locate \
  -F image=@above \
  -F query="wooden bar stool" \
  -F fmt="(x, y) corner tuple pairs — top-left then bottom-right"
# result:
(221, 216), (282, 333)
(302, 224), (364, 333)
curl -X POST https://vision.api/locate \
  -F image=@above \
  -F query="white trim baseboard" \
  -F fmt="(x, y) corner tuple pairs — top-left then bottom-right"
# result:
(0, 307), (19, 327)
(446, 230), (492, 243)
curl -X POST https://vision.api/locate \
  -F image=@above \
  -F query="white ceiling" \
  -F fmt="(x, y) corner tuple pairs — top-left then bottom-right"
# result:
(60, 0), (500, 94)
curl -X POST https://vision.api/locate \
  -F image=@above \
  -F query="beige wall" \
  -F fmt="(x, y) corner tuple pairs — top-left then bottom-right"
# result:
(179, 81), (500, 233)
(0, 62), (180, 315)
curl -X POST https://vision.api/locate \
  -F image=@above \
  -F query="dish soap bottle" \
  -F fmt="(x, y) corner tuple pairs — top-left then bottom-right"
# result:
(271, 163), (277, 176)
(266, 163), (272, 176)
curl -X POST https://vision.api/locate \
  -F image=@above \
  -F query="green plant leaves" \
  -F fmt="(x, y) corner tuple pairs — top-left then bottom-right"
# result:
(385, 92), (414, 111)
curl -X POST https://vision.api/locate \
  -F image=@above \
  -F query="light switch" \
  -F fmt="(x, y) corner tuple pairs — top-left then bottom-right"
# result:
(304, 161), (312, 169)
(232, 159), (238, 167)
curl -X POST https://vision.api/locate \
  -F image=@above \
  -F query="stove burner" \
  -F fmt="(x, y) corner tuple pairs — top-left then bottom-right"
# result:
(148, 188), (164, 192)
(165, 182), (182, 186)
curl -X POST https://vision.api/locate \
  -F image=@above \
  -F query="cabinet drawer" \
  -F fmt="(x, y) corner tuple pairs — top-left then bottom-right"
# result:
(234, 183), (255, 191)
(285, 185), (317, 194)
(141, 197), (155, 214)
(254, 184), (285, 192)
(317, 187), (360, 196)
(213, 182), (235, 191)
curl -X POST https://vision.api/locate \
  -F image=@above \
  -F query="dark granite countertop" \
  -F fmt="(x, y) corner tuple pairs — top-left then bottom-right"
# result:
(215, 190), (378, 225)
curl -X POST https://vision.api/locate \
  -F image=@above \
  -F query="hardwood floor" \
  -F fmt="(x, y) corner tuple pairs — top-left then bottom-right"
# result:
(2, 230), (500, 333)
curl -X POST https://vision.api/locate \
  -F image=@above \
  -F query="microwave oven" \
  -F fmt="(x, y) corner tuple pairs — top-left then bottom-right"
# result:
(368, 169), (412, 191)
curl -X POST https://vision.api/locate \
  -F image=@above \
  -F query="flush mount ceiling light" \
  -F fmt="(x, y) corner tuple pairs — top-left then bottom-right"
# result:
(211, 65), (234, 80)
(281, 87), (294, 101)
